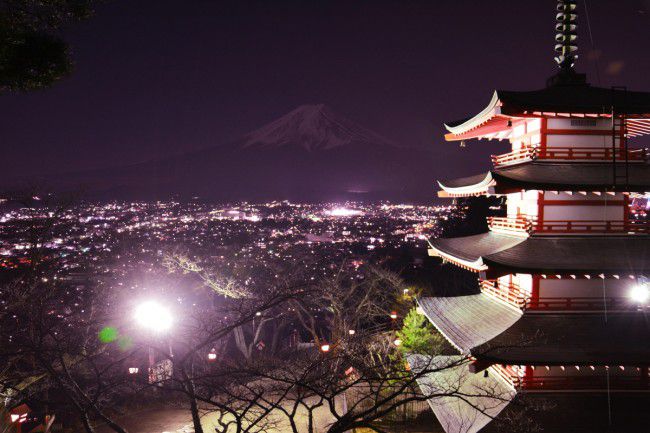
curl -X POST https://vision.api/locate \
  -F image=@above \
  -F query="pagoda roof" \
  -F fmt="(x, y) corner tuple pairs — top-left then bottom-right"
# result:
(482, 392), (650, 433)
(417, 294), (522, 353)
(409, 354), (515, 433)
(444, 84), (650, 140)
(475, 310), (650, 365)
(438, 161), (650, 197)
(419, 294), (650, 365)
(411, 354), (650, 433)
(429, 232), (650, 275)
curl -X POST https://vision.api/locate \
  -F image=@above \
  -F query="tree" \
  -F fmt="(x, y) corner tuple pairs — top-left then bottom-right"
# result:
(0, 0), (96, 92)
(395, 307), (444, 355)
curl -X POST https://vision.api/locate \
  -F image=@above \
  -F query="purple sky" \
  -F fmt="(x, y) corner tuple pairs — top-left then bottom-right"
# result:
(1, 0), (649, 179)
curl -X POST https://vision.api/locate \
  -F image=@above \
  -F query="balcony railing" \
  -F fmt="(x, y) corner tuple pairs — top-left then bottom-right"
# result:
(524, 297), (636, 311)
(491, 146), (648, 167)
(481, 280), (526, 308)
(488, 216), (650, 235)
(491, 147), (535, 166)
(535, 219), (650, 234)
(487, 216), (533, 234)
(517, 375), (650, 391)
(494, 364), (650, 391)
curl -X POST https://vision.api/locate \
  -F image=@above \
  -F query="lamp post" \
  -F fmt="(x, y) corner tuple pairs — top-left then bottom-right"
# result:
(134, 300), (173, 384)
(629, 279), (649, 304)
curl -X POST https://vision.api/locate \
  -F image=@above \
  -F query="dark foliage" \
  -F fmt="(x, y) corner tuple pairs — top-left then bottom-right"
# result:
(0, 0), (96, 92)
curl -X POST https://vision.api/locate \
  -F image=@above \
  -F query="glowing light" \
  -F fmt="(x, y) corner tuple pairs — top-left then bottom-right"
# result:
(128, 367), (139, 374)
(208, 350), (217, 361)
(390, 311), (398, 320)
(348, 329), (356, 335)
(320, 344), (330, 352)
(393, 338), (402, 346)
(134, 301), (173, 333)
(629, 284), (649, 303)
(327, 207), (362, 217)
(10, 414), (19, 422)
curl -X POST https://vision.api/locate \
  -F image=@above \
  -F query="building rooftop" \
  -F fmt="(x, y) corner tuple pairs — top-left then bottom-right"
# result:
(444, 84), (650, 141)
(438, 161), (650, 196)
(429, 232), (650, 275)
(419, 293), (650, 365)
(411, 354), (650, 433)
(409, 354), (515, 433)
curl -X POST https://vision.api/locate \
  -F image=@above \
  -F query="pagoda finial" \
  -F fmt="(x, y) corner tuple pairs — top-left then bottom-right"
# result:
(554, 0), (578, 70)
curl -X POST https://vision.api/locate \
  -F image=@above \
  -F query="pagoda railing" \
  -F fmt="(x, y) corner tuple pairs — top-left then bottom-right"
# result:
(488, 216), (650, 235)
(494, 365), (650, 391)
(491, 147), (535, 166)
(524, 297), (636, 311)
(481, 280), (526, 308)
(534, 219), (650, 234)
(517, 375), (650, 391)
(487, 216), (533, 234)
(491, 146), (648, 167)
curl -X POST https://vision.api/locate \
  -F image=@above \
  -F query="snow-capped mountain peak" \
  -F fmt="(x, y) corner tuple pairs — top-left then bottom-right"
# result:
(241, 104), (396, 151)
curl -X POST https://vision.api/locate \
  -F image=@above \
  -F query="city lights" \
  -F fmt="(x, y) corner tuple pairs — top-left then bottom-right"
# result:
(327, 207), (362, 217)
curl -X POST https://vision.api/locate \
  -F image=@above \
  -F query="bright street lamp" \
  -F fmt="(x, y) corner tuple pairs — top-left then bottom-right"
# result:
(134, 301), (173, 332)
(629, 284), (649, 304)
(134, 300), (174, 384)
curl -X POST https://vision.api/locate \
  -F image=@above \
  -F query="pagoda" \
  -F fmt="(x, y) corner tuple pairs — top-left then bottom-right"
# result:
(415, 1), (650, 432)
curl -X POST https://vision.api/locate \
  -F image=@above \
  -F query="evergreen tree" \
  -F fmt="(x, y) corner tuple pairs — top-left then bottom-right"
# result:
(396, 307), (444, 355)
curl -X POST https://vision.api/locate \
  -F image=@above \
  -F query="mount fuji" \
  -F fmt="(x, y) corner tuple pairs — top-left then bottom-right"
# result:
(241, 104), (397, 151)
(25, 105), (435, 202)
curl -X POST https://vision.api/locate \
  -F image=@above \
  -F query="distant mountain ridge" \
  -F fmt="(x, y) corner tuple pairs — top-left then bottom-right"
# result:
(10, 105), (435, 202)
(241, 104), (398, 151)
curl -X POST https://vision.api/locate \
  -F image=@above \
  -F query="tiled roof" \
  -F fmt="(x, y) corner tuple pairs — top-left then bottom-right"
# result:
(438, 162), (650, 194)
(474, 311), (650, 365)
(419, 294), (650, 364)
(409, 354), (515, 433)
(418, 294), (522, 353)
(430, 232), (650, 274)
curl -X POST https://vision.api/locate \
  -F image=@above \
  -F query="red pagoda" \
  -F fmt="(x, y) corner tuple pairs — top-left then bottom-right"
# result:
(416, 1), (650, 432)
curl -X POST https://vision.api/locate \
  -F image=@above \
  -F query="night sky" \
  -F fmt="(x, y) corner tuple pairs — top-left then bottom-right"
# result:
(2, 0), (649, 183)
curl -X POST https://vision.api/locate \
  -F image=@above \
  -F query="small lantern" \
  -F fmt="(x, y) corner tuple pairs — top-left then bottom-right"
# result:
(390, 311), (398, 320)
(208, 349), (217, 361)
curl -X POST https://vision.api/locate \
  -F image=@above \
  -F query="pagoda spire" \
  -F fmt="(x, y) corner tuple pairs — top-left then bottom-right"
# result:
(554, 0), (578, 70)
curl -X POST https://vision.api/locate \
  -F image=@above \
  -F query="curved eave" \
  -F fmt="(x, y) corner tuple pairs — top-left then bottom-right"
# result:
(428, 242), (487, 272)
(429, 232), (650, 277)
(444, 92), (508, 141)
(472, 311), (650, 365)
(437, 172), (495, 198)
(435, 162), (650, 196)
(428, 233), (526, 273)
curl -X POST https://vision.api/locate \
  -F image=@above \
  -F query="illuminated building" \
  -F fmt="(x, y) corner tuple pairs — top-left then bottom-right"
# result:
(417, 2), (650, 432)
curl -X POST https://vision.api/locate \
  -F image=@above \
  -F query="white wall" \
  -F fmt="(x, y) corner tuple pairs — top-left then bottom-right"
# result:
(539, 278), (632, 298)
